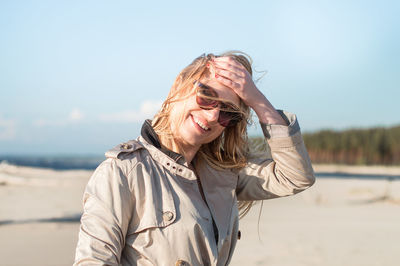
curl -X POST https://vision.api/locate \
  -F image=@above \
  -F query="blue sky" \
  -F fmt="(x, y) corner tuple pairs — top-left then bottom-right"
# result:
(1, 0), (399, 155)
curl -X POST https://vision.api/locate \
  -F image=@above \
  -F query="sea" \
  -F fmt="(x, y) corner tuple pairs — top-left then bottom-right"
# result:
(1, 155), (399, 180)
(0, 155), (104, 170)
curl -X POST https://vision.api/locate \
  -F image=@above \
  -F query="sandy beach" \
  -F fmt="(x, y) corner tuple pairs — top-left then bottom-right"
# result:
(1, 162), (400, 266)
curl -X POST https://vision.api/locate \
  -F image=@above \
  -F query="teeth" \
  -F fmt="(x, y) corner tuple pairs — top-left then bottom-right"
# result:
(193, 116), (209, 130)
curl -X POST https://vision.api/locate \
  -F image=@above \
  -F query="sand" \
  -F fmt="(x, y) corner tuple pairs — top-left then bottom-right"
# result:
(1, 162), (400, 266)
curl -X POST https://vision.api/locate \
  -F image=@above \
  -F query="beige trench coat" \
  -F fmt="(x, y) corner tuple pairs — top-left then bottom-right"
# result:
(74, 111), (315, 266)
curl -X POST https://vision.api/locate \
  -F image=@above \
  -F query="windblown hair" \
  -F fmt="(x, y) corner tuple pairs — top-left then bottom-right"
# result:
(152, 51), (255, 217)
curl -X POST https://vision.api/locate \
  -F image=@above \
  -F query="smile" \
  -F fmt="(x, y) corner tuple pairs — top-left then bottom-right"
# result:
(192, 116), (209, 131)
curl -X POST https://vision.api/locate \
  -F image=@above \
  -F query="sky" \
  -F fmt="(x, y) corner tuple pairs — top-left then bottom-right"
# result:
(0, 0), (399, 155)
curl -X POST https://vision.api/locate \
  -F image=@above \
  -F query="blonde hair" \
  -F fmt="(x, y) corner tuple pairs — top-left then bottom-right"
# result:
(152, 51), (255, 217)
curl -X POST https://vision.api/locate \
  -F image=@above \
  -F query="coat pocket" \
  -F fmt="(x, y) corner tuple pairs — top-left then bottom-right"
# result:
(130, 206), (176, 234)
(127, 168), (177, 234)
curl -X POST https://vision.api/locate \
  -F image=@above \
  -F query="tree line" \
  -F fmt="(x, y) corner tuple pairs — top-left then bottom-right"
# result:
(302, 125), (400, 165)
(250, 124), (400, 165)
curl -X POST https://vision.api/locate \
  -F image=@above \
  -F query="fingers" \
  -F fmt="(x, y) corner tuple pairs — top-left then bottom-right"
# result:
(214, 72), (240, 90)
(213, 56), (241, 68)
(213, 57), (247, 75)
(214, 68), (242, 81)
(210, 56), (264, 110)
(211, 56), (247, 90)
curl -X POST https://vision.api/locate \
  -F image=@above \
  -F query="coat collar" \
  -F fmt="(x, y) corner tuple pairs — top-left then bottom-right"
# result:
(141, 119), (185, 163)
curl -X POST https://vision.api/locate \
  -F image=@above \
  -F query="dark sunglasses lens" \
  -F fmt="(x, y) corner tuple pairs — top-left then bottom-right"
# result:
(196, 95), (218, 109)
(218, 111), (242, 127)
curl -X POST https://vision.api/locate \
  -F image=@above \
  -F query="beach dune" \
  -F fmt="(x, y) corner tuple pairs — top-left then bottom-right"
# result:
(1, 162), (400, 266)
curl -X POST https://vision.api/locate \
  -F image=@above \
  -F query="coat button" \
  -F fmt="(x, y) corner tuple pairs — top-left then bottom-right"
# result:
(163, 211), (174, 222)
(237, 230), (241, 240)
(121, 143), (132, 149)
(175, 260), (190, 266)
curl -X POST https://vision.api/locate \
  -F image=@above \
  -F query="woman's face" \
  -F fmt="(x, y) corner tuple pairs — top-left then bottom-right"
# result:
(170, 78), (240, 150)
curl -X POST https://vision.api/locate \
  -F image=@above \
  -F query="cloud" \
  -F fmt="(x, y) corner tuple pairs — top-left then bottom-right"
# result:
(33, 108), (85, 127)
(0, 115), (16, 140)
(99, 100), (163, 123)
(68, 108), (84, 122)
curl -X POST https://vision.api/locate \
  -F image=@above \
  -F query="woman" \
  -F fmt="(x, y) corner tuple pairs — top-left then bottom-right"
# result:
(74, 51), (315, 266)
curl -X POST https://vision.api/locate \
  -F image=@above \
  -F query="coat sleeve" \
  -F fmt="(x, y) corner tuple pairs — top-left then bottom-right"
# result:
(74, 158), (135, 265)
(236, 110), (315, 201)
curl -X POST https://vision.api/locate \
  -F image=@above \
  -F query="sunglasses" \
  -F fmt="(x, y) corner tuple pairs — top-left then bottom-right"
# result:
(195, 81), (243, 127)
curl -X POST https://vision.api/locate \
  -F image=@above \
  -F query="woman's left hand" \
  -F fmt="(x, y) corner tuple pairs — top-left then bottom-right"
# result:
(212, 56), (263, 109)
(212, 56), (287, 125)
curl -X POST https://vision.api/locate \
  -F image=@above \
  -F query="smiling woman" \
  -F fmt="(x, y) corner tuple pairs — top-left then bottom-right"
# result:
(73, 51), (315, 266)
(152, 53), (252, 170)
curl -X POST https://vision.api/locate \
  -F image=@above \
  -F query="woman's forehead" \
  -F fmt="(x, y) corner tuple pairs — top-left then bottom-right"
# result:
(199, 79), (240, 106)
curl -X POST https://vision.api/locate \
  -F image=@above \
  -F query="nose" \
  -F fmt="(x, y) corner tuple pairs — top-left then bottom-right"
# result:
(202, 108), (220, 123)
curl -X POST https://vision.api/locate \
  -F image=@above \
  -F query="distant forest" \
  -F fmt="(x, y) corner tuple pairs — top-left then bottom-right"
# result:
(251, 125), (400, 165)
(303, 125), (400, 165)
(302, 125), (400, 165)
